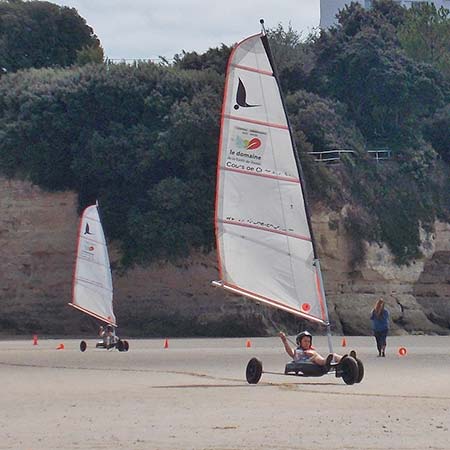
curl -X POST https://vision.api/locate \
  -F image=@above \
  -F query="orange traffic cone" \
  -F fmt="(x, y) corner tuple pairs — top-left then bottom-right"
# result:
(56, 343), (65, 350)
(33, 335), (38, 346)
(341, 337), (347, 347)
(164, 338), (169, 349)
(246, 339), (252, 348)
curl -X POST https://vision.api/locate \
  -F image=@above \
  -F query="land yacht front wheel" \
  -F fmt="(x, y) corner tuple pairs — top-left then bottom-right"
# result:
(246, 358), (263, 384)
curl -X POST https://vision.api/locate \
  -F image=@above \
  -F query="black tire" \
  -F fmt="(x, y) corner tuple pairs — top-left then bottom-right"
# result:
(116, 340), (124, 352)
(246, 358), (263, 384)
(124, 340), (129, 352)
(355, 358), (364, 383)
(341, 356), (359, 385)
(80, 341), (87, 352)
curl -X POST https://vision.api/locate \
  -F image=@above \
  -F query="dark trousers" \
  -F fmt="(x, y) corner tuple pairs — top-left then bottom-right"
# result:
(374, 330), (388, 353)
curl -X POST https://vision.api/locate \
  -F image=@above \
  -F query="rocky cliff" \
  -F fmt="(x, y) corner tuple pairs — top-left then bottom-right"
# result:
(0, 176), (449, 337)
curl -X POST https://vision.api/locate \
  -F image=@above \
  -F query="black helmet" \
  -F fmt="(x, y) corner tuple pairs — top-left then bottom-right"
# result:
(296, 331), (312, 346)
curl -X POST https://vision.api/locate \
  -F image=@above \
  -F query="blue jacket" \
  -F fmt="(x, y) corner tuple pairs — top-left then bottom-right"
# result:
(370, 309), (389, 332)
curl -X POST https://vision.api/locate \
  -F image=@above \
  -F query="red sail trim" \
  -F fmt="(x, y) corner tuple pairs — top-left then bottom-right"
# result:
(71, 205), (88, 306)
(222, 282), (327, 325)
(224, 113), (289, 130)
(220, 219), (311, 242)
(68, 303), (116, 326)
(231, 63), (273, 76)
(215, 73), (233, 280)
(221, 166), (300, 183)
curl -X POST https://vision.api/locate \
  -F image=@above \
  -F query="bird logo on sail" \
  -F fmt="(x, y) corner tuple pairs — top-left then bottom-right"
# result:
(234, 79), (259, 110)
(84, 223), (94, 235)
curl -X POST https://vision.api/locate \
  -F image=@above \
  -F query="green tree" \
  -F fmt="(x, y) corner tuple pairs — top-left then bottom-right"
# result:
(0, 16), (449, 268)
(423, 105), (450, 163)
(398, 3), (450, 78)
(0, 62), (222, 265)
(76, 45), (104, 66)
(267, 24), (317, 94)
(0, 0), (103, 72)
(308, 2), (446, 145)
(173, 44), (231, 74)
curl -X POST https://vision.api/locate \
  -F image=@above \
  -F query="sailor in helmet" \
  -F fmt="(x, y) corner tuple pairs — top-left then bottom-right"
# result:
(279, 330), (344, 369)
(103, 323), (118, 349)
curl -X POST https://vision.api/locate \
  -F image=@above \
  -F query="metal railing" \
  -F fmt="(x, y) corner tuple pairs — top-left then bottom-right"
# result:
(368, 148), (392, 161)
(307, 148), (391, 164)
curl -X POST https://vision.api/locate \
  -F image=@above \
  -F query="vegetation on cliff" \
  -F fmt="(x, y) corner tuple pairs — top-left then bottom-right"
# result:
(0, 0), (103, 73)
(0, 0), (449, 267)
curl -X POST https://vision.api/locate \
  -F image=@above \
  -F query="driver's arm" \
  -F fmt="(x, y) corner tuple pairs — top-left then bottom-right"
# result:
(279, 332), (294, 358)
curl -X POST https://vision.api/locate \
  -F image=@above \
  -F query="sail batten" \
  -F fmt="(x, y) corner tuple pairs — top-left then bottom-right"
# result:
(214, 31), (330, 327)
(223, 113), (289, 130)
(69, 204), (116, 326)
(221, 166), (300, 183)
(231, 63), (273, 76)
(220, 219), (312, 242)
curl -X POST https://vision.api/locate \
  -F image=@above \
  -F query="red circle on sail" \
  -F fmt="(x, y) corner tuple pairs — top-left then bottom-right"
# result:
(301, 303), (311, 312)
(398, 347), (407, 356)
(246, 138), (261, 150)
(89, 246), (95, 251)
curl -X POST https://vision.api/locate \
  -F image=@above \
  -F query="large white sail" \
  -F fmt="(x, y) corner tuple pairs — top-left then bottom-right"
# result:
(214, 31), (329, 326)
(69, 204), (116, 326)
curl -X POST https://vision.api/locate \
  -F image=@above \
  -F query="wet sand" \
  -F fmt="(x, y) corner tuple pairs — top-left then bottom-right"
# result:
(0, 335), (449, 450)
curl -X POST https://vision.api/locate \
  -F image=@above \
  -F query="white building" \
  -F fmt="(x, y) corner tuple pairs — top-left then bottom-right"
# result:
(320, 0), (450, 28)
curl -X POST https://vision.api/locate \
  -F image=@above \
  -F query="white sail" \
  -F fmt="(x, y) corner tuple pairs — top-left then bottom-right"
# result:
(214, 31), (329, 326)
(69, 204), (116, 326)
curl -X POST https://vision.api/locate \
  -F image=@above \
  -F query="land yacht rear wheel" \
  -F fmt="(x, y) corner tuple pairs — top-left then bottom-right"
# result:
(341, 356), (359, 385)
(355, 358), (364, 383)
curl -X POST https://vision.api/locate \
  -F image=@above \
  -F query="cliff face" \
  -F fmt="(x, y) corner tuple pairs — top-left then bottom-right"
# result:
(313, 209), (450, 336)
(0, 177), (449, 336)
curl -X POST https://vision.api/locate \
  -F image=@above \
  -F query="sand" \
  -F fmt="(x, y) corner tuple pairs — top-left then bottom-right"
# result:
(0, 335), (449, 450)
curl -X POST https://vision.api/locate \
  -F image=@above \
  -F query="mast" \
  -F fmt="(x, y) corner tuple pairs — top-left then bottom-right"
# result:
(259, 19), (333, 352)
(259, 19), (319, 260)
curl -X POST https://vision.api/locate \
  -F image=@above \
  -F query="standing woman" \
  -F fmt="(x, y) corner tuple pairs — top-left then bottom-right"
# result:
(370, 298), (390, 357)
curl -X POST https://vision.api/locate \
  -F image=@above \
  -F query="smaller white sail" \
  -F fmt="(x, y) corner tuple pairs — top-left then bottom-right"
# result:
(69, 204), (116, 326)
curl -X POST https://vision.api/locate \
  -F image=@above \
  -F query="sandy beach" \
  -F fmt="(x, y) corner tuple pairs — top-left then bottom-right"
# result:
(0, 335), (449, 450)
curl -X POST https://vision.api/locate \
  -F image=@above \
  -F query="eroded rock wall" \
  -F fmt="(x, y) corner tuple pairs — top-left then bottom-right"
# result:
(1, 177), (449, 336)
(313, 208), (450, 335)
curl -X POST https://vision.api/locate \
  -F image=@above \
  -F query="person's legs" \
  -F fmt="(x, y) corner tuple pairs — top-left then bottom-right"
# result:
(374, 332), (382, 356)
(312, 352), (341, 367)
(380, 331), (387, 356)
